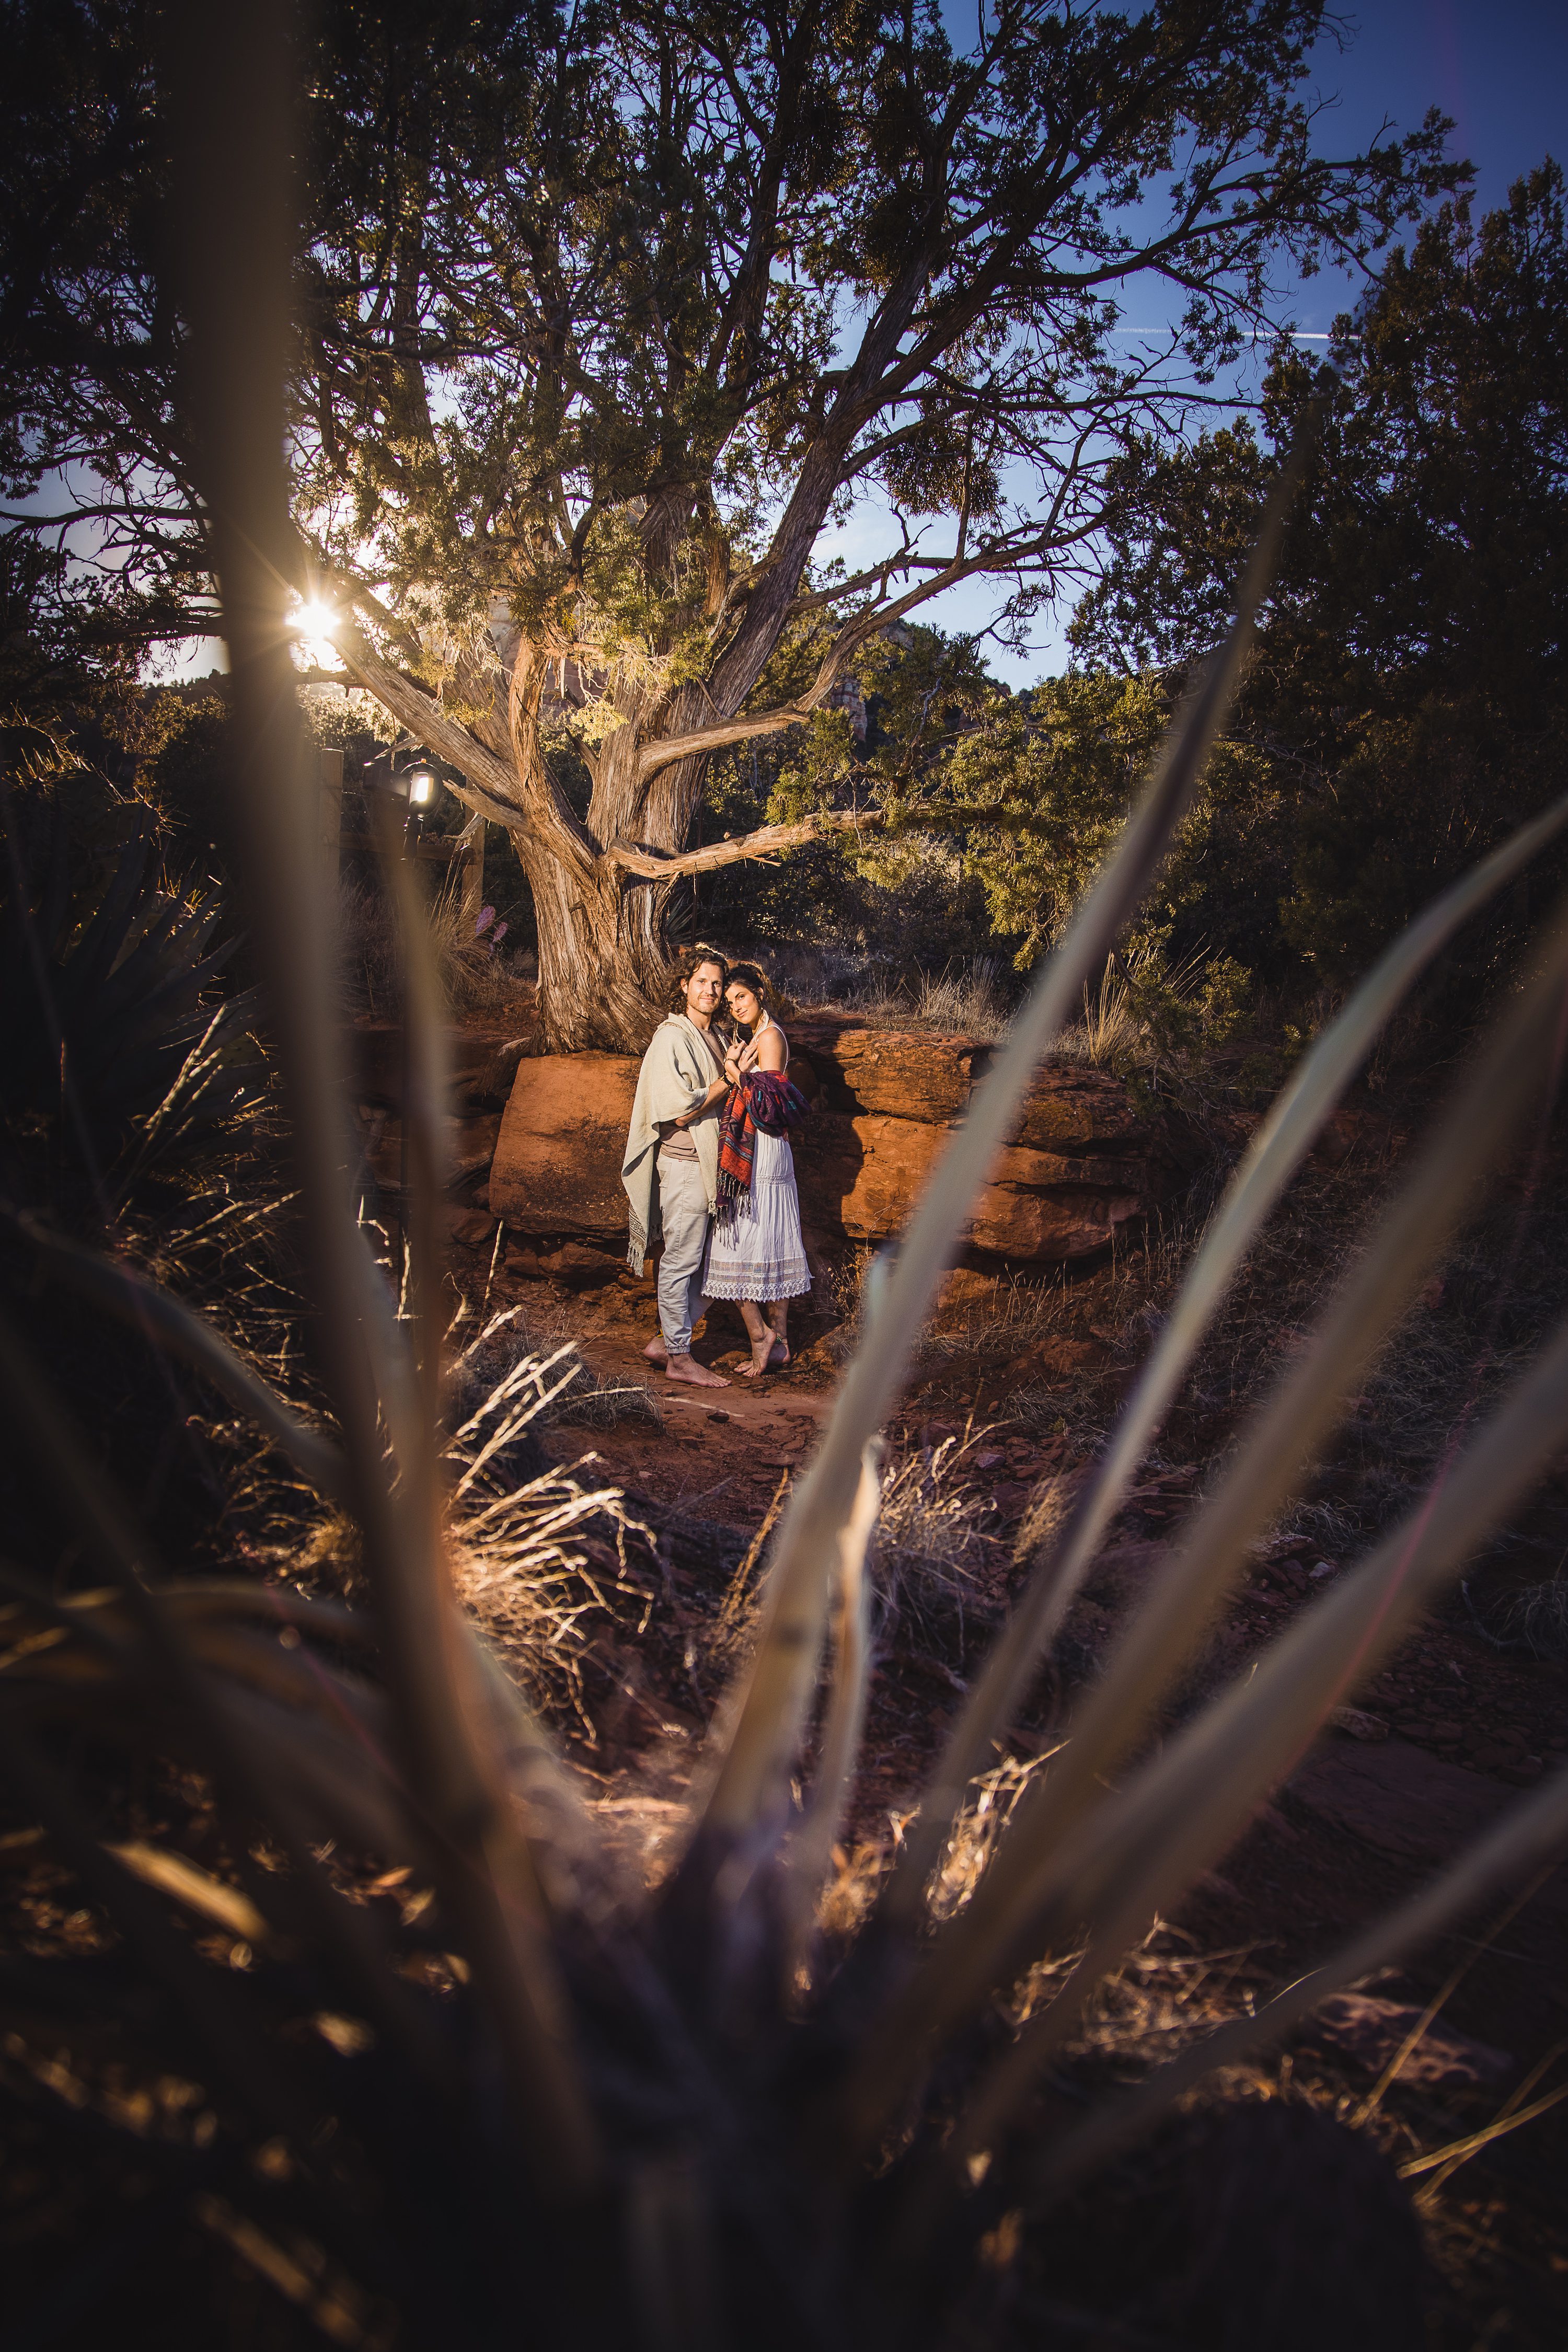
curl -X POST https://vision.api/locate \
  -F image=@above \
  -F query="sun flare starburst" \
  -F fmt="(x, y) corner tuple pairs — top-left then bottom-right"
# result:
(291, 597), (341, 667)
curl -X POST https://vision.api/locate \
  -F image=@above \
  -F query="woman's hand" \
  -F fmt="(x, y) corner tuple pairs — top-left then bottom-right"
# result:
(734, 1038), (760, 1074)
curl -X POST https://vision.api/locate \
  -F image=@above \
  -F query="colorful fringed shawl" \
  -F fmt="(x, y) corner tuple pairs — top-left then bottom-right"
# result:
(714, 1069), (810, 1234)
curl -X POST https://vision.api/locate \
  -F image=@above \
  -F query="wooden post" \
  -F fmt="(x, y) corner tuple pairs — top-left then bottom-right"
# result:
(318, 746), (344, 891)
(457, 806), (485, 935)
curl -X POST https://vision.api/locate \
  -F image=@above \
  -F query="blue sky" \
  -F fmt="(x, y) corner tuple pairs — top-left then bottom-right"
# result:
(871, 0), (1568, 679)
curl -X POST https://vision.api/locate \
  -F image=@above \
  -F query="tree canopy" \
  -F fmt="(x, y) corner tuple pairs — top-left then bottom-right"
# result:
(1041, 160), (1568, 995)
(3, 0), (1463, 1042)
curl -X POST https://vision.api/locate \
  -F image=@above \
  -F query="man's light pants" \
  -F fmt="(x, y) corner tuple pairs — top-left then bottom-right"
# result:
(655, 1154), (710, 1355)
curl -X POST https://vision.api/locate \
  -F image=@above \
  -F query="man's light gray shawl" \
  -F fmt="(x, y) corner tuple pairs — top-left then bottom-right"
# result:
(621, 1014), (722, 1271)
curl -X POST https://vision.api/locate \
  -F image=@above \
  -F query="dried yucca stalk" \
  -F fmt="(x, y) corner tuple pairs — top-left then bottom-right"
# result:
(4, 9), (1568, 2347)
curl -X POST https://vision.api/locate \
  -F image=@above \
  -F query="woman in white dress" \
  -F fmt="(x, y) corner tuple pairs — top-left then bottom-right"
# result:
(705, 963), (811, 1377)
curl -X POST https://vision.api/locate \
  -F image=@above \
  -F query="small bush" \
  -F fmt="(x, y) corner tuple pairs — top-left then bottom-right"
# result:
(338, 873), (534, 1018)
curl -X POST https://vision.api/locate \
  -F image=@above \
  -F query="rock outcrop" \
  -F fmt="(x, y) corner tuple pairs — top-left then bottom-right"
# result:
(349, 1014), (533, 1196)
(488, 1052), (640, 1237)
(489, 1011), (1169, 1267)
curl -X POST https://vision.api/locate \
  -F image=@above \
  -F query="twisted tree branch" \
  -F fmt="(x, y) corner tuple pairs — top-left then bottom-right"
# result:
(604, 803), (887, 880)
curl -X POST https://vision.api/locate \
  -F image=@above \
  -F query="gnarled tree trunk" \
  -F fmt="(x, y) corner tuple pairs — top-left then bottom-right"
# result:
(521, 829), (674, 1054)
(330, 599), (885, 1052)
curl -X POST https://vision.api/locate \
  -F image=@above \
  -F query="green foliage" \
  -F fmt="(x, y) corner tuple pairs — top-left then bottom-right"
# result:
(1070, 163), (1568, 995)
(944, 674), (1167, 964)
(117, 689), (237, 870)
(701, 658), (993, 970)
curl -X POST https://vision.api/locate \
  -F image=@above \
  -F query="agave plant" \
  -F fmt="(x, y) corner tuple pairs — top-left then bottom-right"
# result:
(4, 13), (1568, 2348)
(0, 785), (268, 1206)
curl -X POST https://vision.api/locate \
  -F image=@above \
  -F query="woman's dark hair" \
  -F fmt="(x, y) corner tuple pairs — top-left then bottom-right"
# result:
(669, 943), (729, 1012)
(724, 961), (769, 1008)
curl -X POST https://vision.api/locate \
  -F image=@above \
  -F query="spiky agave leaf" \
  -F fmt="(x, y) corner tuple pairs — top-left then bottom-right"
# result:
(885, 787), (1568, 1926)
(0, 789), (268, 1195)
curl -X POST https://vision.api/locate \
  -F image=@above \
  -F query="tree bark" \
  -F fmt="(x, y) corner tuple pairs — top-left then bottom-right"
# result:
(521, 834), (671, 1054)
(329, 610), (897, 1049)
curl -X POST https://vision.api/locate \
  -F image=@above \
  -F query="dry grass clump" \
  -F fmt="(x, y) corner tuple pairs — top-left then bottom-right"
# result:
(750, 944), (1011, 1036)
(552, 1371), (664, 1430)
(1054, 953), (1156, 1068)
(449, 1469), (657, 1737)
(1053, 939), (1206, 1071)
(449, 1304), (663, 1448)
(441, 1311), (662, 1729)
(873, 1433), (1009, 1662)
(338, 873), (533, 1018)
(1466, 1574), (1568, 1662)
(926, 1750), (1056, 1924)
(905, 959), (1010, 1036)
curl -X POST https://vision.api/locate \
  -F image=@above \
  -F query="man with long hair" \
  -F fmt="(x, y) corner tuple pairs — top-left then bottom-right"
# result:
(620, 946), (736, 1388)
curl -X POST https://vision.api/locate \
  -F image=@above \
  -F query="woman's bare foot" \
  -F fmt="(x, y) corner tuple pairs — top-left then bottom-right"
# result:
(666, 1353), (730, 1388)
(766, 1338), (790, 1368)
(735, 1342), (774, 1379)
(643, 1335), (670, 1366)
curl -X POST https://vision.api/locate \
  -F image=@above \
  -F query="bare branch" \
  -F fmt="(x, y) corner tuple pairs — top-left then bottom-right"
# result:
(605, 803), (886, 880)
(328, 619), (529, 830)
(633, 699), (815, 782)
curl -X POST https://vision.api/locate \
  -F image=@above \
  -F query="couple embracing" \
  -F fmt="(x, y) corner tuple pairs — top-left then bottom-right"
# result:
(620, 946), (811, 1389)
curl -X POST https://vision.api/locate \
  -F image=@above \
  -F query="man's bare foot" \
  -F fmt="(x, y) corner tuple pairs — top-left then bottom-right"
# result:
(643, 1336), (670, 1366)
(666, 1353), (730, 1388)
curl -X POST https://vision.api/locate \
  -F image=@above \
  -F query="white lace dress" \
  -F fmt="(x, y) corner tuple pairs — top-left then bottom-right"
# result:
(704, 1016), (812, 1305)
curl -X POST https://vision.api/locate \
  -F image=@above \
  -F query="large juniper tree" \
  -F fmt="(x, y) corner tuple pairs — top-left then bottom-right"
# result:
(3, 0), (1458, 1045)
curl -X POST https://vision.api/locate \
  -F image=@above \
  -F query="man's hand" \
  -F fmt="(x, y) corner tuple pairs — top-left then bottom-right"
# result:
(674, 1073), (731, 1126)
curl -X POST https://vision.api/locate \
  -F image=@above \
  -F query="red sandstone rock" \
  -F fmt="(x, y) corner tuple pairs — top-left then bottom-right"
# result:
(490, 1053), (640, 1235)
(789, 1018), (976, 1121)
(350, 1019), (536, 1110)
(798, 1111), (1151, 1260)
(491, 1039), (1163, 1262)
(970, 1182), (1145, 1261)
(1000, 1057), (1154, 1153)
(796, 1112), (945, 1238)
(537, 1241), (621, 1289)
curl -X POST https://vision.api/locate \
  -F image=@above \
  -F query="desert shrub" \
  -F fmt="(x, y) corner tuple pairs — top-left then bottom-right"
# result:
(338, 873), (533, 1019)
(1068, 167), (1568, 1006)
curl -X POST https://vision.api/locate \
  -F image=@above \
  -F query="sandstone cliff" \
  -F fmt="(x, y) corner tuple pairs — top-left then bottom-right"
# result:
(488, 1014), (1168, 1267)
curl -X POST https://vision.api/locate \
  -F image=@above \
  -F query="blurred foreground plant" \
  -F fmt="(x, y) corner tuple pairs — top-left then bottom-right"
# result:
(0, 785), (267, 1210)
(4, 11), (1568, 2349)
